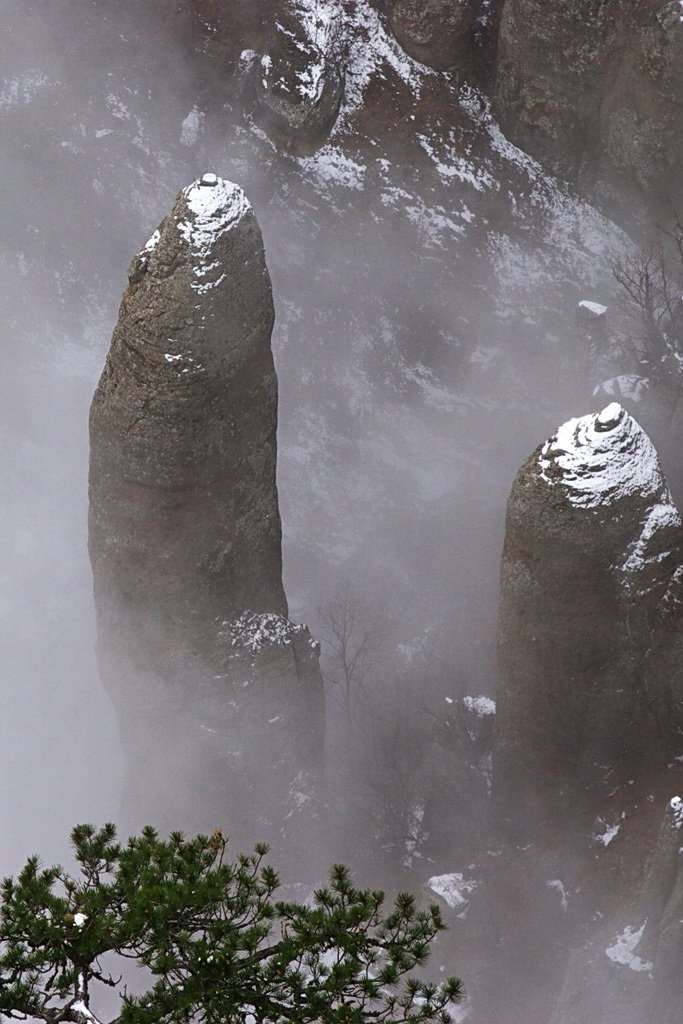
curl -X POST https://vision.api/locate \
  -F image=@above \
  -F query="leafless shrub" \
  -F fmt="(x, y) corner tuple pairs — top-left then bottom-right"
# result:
(317, 582), (386, 724)
(612, 216), (683, 383)
(317, 587), (467, 862)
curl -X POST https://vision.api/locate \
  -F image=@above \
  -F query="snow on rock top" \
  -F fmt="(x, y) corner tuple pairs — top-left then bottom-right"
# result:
(176, 174), (251, 284)
(538, 404), (667, 510)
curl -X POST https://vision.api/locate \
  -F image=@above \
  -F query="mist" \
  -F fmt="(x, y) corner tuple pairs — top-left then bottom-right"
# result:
(2, 2), (680, 1022)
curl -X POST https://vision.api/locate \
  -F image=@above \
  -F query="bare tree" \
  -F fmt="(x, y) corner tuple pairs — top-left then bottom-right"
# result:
(318, 589), (492, 868)
(317, 582), (386, 723)
(358, 664), (434, 860)
(317, 586), (438, 861)
(612, 216), (683, 384)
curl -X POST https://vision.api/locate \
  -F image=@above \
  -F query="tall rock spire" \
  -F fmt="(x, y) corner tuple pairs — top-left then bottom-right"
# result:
(495, 403), (683, 821)
(89, 175), (323, 840)
(90, 173), (286, 637)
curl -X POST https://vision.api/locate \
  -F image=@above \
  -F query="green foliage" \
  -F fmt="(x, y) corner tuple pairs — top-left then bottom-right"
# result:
(0, 825), (462, 1024)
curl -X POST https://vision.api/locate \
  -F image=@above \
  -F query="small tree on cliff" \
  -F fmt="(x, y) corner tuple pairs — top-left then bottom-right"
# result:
(0, 824), (462, 1024)
(612, 216), (683, 398)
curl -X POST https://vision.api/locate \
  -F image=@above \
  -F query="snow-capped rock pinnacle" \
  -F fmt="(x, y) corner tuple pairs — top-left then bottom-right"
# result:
(91, 174), (285, 617)
(88, 177), (324, 842)
(537, 404), (671, 512)
(495, 406), (683, 823)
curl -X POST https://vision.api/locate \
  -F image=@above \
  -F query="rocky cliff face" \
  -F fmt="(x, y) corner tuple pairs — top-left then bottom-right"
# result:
(550, 796), (683, 1024)
(89, 174), (323, 836)
(494, 0), (683, 221)
(254, 0), (346, 145)
(386, 0), (476, 72)
(496, 403), (683, 822)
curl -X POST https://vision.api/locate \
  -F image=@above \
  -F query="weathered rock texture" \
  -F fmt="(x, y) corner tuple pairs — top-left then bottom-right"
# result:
(494, 0), (683, 220)
(91, 175), (286, 631)
(89, 174), (324, 834)
(550, 796), (683, 1024)
(496, 403), (683, 820)
(386, 0), (476, 71)
(254, 1), (345, 145)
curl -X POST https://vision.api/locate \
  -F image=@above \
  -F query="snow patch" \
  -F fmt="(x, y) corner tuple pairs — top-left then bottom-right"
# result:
(143, 229), (160, 254)
(593, 817), (621, 847)
(71, 1001), (99, 1024)
(418, 134), (494, 193)
(579, 300), (608, 316)
(335, 0), (431, 126)
(427, 872), (478, 916)
(180, 106), (205, 148)
(546, 879), (569, 911)
(274, 0), (343, 106)
(539, 405), (665, 510)
(0, 70), (50, 110)
(285, 771), (314, 818)
(177, 175), (251, 292)
(224, 611), (306, 654)
(403, 803), (425, 869)
(622, 500), (681, 575)
(606, 922), (653, 973)
(297, 145), (366, 191)
(463, 695), (496, 717)
(670, 795), (683, 829)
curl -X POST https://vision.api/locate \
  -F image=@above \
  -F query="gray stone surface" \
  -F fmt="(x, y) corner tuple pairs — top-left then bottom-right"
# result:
(89, 175), (324, 837)
(254, 2), (345, 144)
(495, 404), (683, 820)
(550, 797), (683, 1024)
(90, 173), (286, 638)
(494, 0), (683, 220)
(386, 0), (477, 71)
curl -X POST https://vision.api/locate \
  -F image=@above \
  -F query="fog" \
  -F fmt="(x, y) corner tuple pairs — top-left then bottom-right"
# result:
(1, 2), (677, 1022)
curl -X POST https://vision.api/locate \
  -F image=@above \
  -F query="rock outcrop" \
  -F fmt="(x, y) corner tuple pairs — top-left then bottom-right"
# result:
(494, 0), (683, 221)
(386, 0), (476, 72)
(254, 1), (345, 145)
(550, 796), (683, 1024)
(89, 174), (324, 836)
(495, 403), (683, 822)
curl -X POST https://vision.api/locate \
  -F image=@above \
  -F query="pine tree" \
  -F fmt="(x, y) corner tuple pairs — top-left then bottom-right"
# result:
(0, 824), (462, 1024)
